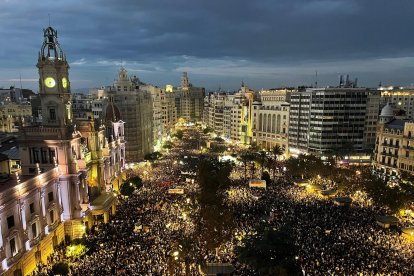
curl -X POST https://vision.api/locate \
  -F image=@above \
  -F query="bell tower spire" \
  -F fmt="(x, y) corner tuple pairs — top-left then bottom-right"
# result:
(37, 26), (72, 127)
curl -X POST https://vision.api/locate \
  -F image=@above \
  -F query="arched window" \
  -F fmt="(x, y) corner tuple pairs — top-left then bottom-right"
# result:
(272, 114), (276, 133)
(409, 131), (412, 138)
(263, 115), (267, 133)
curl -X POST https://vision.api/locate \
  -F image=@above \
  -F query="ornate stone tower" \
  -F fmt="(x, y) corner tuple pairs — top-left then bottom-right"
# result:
(37, 27), (72, 126)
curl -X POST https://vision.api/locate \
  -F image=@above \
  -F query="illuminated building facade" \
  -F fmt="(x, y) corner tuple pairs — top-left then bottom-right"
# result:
(161, 87), (177, 132)
(112, 68), (153, 161)
(175, 72), (205, 122)
(373, 103), (414, 176)
(203, 92), (227, 135)
(288, 86), (375, 156)
(380, 87), (414, 119)
(0, 26), (124, 276)
(0, 102), (32, 133)
(252, 88), (291, 154)
(221, 84), (255, 144)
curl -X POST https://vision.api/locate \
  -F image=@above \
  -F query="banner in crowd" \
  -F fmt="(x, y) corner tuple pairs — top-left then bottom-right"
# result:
(168, 188), (185, 194)
(249, 179), (266, 189)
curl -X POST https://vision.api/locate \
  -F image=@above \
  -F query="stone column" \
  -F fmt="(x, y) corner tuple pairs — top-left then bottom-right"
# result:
(103, 211), (109, 223)
(39, 190), (47, 232)
(111, 203), (116, 215)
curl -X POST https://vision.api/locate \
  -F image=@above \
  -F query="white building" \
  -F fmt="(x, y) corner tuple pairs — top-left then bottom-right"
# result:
(252, 88), (291, 154)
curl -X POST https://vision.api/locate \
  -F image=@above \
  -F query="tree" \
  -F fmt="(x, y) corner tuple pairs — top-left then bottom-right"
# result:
(197, 157), (235, 249)
(213, 136), (225, 143)
(236, 227), (301, 276)
(66, 244), (87, 259)
(271, 145), (284, 161)
(261, 171), (271, 186)
(174, 130), (184, 139)
(256, 150), (268, 175)
(144, 151), (163, 163)
(128, 176), (143, 189)
(120, 182), (135, 196)
(52, 262), (69, 276)
(203, 127), (214, 134)
(210, 144), (227, 154)
(163, 141), (174, 150)
(238, 150), (251, 181)
(179, 236), (198, 275)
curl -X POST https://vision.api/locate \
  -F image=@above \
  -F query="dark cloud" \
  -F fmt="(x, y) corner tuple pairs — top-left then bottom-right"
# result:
(0, 0), (413, 91)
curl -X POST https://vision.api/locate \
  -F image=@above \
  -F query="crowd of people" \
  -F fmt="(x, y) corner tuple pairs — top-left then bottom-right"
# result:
(32, 125), (414, 275)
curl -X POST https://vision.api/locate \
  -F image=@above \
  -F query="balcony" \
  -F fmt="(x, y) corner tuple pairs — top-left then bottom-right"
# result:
(29, 232), (44, 247)
(382, 143), (400, 148)
(381, 152), (398, 157)
(7, 250), (23, 267)
(49, 221), (60, 232)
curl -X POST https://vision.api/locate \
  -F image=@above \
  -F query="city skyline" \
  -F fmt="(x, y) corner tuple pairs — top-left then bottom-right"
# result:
(1, 0), (414, 91)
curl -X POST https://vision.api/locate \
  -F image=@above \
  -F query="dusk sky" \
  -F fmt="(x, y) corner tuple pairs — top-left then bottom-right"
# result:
(0, 0), (413, 91)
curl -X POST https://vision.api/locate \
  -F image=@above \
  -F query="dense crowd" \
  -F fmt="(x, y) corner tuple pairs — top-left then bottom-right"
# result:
(33, 126), (414, 275)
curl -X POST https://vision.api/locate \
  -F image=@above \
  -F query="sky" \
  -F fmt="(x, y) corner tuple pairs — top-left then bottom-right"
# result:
(0, 0), (413, 91)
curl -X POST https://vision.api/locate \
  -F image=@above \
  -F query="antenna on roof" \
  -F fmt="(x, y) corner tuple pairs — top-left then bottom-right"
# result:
(315, 70), (318, 88)
(48, 14), (51, 26)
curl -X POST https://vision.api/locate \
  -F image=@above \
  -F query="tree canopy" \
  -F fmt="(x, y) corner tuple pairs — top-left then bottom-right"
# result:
(236, 227), (301, 276)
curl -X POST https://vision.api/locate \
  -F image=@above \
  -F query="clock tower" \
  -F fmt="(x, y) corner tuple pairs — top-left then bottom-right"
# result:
(37, 26), (72, 126)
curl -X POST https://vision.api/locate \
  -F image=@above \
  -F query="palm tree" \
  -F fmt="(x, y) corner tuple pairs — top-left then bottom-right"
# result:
(256, 150), (268, 175)
(238, 150), (251, 181)
(271, 145), (284, 161)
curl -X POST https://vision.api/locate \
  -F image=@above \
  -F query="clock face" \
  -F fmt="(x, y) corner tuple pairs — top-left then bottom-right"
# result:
(44, 77), (56, 88)
(62, 77), (68, 89)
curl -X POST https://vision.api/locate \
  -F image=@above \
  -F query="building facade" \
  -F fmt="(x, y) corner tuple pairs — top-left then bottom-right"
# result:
(289, 86), (375, 156)
(203, 92), (227, 136)
(373, 103), (414, 176)
(0, 102), (32, 133)
(175, 72), (205, 122)
(252, 88), (291, 154)
(0, 26), (125, 276)
(112, 68), (153, 161)
(380, 87), (414, 119)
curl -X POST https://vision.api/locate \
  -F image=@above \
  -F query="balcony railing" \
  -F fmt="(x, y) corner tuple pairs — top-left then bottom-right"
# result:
(29, 232), (44, 247)
(7, 250), (23, 267)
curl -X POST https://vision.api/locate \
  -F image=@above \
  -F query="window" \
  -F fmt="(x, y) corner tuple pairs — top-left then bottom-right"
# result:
(31, 223), (37, 238)
(49, 108), (56, 121)
(49, 210), (54, 223)
(10, 238), (17, 256)
(49, 149), (56, 164)
(48, 192), (54, 202)
(29, 203), (35, 214)
(41, 148), (48, 164)
(7, 215), (15, 229)
(32, 148), (40, 163)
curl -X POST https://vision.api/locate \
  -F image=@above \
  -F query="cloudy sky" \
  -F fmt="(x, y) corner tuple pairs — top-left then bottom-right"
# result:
(0, 0), (413, 91)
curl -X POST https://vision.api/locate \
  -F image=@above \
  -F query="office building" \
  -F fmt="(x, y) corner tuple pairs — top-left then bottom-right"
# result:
(289, 81), (376, 156)
(175, 72), (205, 122)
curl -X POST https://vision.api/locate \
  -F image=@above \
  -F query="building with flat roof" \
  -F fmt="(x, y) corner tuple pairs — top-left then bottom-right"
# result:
(175, 72), (205, 122)
(289, 83), (379, 156)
